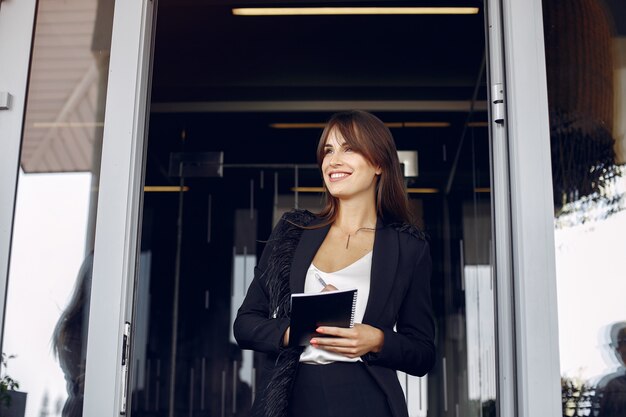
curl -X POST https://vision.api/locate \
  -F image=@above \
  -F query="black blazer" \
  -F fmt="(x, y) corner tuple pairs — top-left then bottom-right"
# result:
(234, 214), (436, 417)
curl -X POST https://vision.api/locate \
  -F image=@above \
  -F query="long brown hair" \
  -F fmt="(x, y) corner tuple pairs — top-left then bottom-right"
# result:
(316, 110), (412, 224)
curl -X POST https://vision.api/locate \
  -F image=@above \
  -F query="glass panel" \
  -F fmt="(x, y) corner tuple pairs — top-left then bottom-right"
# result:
(542, 1), (626, 415)
(0, 0), (114, 416)
(129, 3), (496, 416)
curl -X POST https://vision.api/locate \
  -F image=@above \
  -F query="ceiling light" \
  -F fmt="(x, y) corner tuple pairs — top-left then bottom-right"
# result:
(233, 7), (480, 16)
(270, 121), (450, 129)
(144, 186), (190, 192)
(291, 187), (325, 193)
(270, 123), (327, 129)
(407, 188), (439, 194)
(402, 122), (450, 128)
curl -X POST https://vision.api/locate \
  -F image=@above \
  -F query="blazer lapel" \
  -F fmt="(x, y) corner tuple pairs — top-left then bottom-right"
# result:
(289, 219), (330, 293)
(363, 219), (399, 323)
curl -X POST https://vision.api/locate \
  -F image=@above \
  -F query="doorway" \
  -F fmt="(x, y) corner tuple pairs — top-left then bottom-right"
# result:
(129, 2), (494, 416)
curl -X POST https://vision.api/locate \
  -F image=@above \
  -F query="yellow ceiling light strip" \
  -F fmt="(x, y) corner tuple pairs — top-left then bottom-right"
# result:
(291, 187), (325, 193)
(271, 122), (450, 129)
(233, 7), (480, 16)
(144, 186), (190, 192)
(407, 188), (439, 194)
(270, 123), (327, 129)
(403, 122), (451, 128)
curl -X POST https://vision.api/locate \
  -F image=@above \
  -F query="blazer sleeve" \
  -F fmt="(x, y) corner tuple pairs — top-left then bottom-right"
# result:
(364, 240), (436, 376)
(233, 219), (291, 355)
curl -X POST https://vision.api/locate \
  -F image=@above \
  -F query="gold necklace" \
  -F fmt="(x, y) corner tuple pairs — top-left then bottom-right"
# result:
(337, 226), (376, 249)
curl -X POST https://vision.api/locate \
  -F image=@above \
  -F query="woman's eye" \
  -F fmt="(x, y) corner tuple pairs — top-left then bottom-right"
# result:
(344, 147), (353, 153)
(324, 148), (333, 155)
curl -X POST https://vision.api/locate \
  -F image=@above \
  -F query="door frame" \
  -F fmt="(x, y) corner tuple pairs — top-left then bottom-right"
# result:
(484, 0), (517, 414)
(82, 0), (155, 415)
(496, 0), (561, 415)
(0, 0), (38, 353)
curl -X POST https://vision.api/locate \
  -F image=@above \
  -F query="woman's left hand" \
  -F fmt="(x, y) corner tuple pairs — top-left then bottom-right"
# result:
(310, 324), (384, 358)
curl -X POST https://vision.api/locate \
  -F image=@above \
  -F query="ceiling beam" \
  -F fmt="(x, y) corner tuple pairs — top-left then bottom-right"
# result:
(150, 100), (488, 113)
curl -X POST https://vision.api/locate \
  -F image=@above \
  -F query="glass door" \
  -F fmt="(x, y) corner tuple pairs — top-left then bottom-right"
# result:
(124, 2), (502, 416)
(0, 0), (157, 414)
(0, 0), (119, 416)
(0, 2), (36, 414)
(0, 0), (37, 354)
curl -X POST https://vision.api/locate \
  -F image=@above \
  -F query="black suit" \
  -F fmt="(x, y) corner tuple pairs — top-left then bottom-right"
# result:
(234, 214), (436, 417)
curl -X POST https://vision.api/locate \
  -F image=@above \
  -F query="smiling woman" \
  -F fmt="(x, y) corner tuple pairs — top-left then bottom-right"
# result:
(234, 110), (435, 417)
(321, 128), (381, 203)
(316, 111), (410, 227)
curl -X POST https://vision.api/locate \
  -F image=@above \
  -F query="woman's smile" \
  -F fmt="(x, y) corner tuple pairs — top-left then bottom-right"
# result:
(328, 171), (352, 182)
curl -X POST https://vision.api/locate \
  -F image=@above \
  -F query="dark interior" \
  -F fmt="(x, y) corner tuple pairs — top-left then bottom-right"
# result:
(130, 1), (495, 416)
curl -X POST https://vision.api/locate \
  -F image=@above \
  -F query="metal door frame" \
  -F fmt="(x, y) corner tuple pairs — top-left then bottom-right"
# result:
(489, 0), (562, 415)
(82, 0), (155, 415)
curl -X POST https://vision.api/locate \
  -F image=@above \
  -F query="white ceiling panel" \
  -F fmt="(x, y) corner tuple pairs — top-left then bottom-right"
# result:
(21, 0), (111, 173)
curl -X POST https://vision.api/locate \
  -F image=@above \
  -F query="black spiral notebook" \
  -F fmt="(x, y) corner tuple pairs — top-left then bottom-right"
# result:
(289, 288), (358, 347)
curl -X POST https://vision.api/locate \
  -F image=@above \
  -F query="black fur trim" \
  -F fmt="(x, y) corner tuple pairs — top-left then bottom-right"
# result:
(261, 209), (316, 417)
(389, 222), (429, 241)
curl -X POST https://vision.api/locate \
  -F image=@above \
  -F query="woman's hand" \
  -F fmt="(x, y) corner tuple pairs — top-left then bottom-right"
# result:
(310, 324), (384, 358)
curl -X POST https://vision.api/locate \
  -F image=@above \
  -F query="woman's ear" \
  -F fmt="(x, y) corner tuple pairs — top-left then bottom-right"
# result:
(375, 166), (382, 176)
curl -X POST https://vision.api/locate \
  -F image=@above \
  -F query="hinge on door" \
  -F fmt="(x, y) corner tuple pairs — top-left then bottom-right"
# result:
(491, 83), (505, 124)
(120, 322), (131, 415)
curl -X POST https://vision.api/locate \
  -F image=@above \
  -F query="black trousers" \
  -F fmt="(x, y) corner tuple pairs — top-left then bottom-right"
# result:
(287, 362), (392, 417)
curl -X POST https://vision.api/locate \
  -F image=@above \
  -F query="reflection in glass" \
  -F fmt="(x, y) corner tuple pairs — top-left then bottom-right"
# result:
(0, 0), (114, 416)
(52, 253), (93, 417)
(543, 1), (626, 415)
(595, 322), (626, 417)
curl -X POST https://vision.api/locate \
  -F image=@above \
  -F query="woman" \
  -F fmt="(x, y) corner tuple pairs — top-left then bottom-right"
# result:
(234, 110), (435, 417)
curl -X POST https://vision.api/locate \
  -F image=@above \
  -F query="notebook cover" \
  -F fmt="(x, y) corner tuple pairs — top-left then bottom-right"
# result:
(289, 288), (358, 347)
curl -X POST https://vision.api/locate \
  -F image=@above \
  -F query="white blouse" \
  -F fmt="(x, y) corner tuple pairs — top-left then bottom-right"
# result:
(299, 251), (372, 364)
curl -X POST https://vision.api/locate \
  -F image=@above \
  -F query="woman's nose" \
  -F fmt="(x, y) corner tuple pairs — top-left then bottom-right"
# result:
(329, 152), (342, 166)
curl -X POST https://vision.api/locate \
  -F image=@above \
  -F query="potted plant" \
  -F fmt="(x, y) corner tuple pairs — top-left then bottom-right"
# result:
(0, 353), (26, 417)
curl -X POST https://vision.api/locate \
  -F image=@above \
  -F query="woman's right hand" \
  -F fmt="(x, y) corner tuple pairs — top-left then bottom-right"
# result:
(322, 284), (338, 292)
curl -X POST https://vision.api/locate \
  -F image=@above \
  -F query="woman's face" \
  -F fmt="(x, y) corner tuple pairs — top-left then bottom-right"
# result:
(321, 128), (381, 200)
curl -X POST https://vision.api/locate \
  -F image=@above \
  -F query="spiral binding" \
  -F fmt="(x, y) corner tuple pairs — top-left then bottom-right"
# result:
(350, 289), (358, 327)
